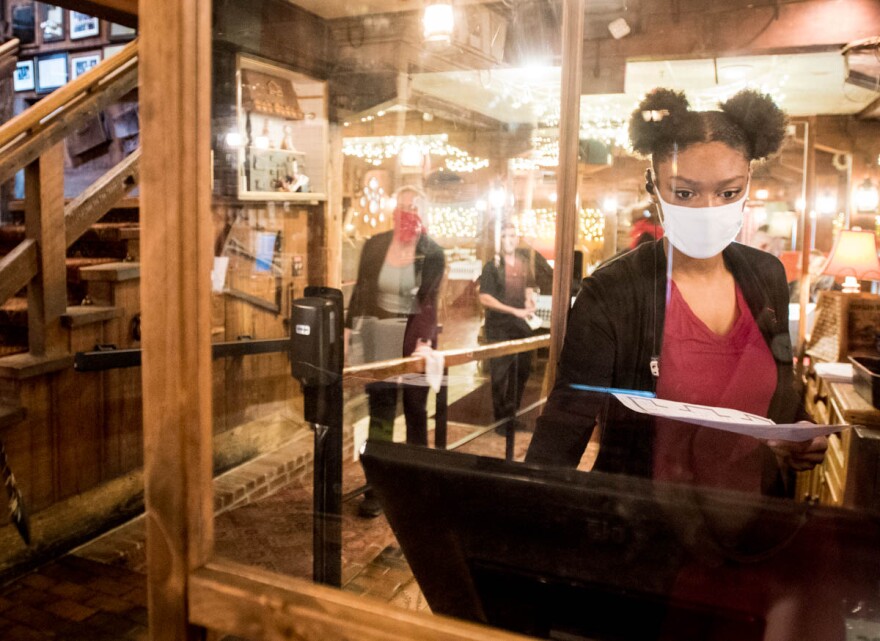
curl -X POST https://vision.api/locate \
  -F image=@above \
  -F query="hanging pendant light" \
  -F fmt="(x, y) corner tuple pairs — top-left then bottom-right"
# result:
(423, 1), (454, 46)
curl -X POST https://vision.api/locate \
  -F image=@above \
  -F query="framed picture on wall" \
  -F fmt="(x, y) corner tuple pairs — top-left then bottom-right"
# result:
(11, 4), (35, 45)
(70, 51), (101, 80)
(103, 44), (126, 59)
(36, 53), (68, 93)
(109, 22), (136, 39)
(70, 11), (100, 39)
(38, 4), (65, 43)
(13, 60), (35, 92)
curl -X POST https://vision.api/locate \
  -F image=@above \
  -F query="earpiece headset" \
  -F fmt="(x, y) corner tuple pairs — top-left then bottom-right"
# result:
(644, 168), (655, 195)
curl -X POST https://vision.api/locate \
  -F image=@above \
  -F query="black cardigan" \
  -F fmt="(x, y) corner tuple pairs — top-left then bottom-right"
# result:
(526, 240), (804, 488)
(345, 231), (445, 356)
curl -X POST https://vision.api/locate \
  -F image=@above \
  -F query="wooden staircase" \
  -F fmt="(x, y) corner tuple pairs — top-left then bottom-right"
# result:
(0, 38), (144, 570)
(0, 198), (140, 355)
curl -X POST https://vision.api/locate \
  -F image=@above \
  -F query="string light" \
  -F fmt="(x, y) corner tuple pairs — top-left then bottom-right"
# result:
(446, 156), (490, 173)
(428, 205), (482, 239)
(342, 134), (488, 173)
(516, 207), (605, 245)
(580, 208), (605, 244)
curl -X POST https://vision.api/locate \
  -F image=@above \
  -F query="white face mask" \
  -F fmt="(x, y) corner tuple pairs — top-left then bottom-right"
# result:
(656, 189), (748, 259)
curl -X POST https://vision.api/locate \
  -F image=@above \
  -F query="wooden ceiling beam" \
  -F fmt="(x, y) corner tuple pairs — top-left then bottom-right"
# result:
(857, 95), (880, 121)
(54, 0), (137, 27)
(590, 0), (880, 60)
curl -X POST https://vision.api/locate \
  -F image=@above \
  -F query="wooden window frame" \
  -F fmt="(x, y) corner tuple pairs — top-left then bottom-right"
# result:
(138, 1), (584, 639)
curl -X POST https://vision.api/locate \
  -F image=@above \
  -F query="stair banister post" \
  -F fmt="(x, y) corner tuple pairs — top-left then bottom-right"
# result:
(24, 143), (67, 356)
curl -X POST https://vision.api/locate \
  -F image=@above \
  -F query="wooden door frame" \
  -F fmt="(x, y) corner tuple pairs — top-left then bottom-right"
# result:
(139, 1), (583, 639)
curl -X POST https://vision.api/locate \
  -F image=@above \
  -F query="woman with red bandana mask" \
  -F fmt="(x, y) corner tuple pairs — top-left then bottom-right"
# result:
(345, 186), (445, 517)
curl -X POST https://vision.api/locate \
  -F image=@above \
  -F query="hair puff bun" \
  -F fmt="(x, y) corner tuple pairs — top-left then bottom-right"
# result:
(629, 88), (700, 156)
(720, 90), (787, 160)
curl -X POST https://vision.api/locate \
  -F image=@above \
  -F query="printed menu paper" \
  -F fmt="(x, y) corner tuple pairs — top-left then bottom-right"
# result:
(613, 394), (845, 442)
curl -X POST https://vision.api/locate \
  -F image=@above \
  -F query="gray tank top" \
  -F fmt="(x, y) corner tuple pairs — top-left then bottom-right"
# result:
(377, 261), (417, 314)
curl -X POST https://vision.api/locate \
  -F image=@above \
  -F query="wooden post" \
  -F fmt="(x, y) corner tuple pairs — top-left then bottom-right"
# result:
(326, 125), (343, 288)
(24, 143), (67, 356)
(139, 0), (213, 639)
(546, 0), (584, 391)
(797, 118), (817, 366)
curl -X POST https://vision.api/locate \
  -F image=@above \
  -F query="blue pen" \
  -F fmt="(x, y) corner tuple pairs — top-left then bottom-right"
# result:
(569, 384), (656, 398)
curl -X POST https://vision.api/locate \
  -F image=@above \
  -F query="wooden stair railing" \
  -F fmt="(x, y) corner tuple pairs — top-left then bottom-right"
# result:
(0, 38), (139, 356)
(0, 38), (137, 186)
(0, 240), (38, 307)
(65, 148), (141, 247)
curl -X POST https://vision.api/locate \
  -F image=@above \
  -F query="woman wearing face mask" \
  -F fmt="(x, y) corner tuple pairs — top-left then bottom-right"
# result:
(345, 186), (445, 516)
(526, 88), (826, 494)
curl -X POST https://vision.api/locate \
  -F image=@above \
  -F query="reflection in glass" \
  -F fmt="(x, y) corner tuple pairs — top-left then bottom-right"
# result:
(205, 1), (880, 639)
(208, 0), (560, 605)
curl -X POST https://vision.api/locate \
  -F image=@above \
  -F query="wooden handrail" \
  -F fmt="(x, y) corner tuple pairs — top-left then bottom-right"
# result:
(0, 240), (38, 307)
(0, 46), (138, 187)
(65, 149), (141, 247)
(343, 334), (550, 386)
(0, 38), (139, 327)
(0, 39), (137, 155)
(0, 38), (20, 60)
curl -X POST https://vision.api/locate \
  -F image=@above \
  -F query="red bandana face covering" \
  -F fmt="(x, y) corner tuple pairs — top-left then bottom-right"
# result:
(394, 208), (423, 243)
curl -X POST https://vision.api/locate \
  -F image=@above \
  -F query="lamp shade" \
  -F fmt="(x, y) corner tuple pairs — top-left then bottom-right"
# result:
(821, 229), (880, 293)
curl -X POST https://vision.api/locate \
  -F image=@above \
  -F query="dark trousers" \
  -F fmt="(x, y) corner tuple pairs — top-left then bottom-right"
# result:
(366, 382), (430, 446)
(489, 346), (532, 424)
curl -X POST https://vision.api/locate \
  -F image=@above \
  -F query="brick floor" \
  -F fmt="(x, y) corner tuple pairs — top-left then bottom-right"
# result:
(0, 387), (539, 639)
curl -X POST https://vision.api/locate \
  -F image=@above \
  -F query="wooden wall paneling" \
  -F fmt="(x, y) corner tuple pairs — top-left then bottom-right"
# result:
(101, 366), (124, 479)
(102, 278), (143, 473)
(0, 387), (28, 529)
(19, 377), (54, 511)
(25, 143), (68, 357)
(212, 0), (333, 80)
(117, 362), (143, 472)
(222, 359), (244, 437)
(95, 277), (139, 478)
(140, 0), (213, 637)
(56, 323), (105, 497)
(307, 204), (326, 287)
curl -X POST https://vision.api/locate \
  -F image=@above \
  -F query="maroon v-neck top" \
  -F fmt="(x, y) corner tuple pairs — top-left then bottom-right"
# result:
(653, 281), (777, 493)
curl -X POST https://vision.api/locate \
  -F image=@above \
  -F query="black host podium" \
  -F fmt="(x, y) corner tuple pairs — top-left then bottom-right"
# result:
(361, 441), (880, 641)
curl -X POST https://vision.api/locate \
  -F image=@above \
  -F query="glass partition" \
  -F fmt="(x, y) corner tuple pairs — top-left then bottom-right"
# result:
(201, 0), (880, 639)
(208, 0), (562, 602)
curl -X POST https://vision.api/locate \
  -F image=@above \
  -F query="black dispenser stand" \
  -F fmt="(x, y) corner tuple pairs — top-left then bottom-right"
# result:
(290, 287), (343, 587)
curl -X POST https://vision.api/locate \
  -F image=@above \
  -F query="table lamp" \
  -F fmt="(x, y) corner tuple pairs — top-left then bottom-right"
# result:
(821, 229), (880, 294)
